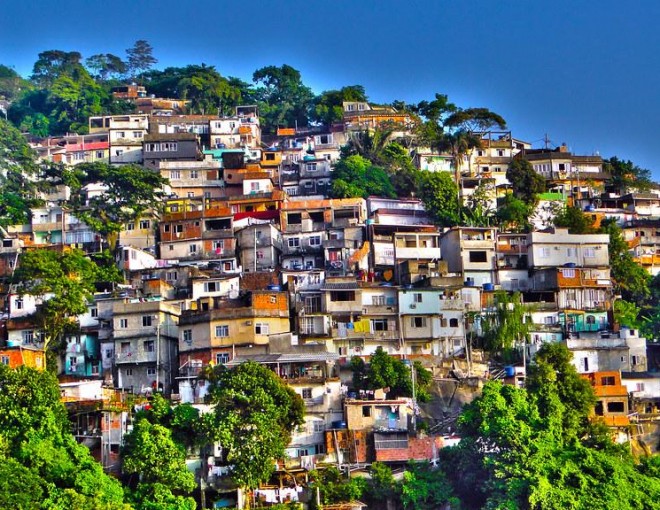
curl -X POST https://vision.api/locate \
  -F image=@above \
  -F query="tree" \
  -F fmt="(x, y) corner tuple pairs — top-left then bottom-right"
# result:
(331, 154), (396, 199)
(31, 50), (83, 87)
(506, 158), (546, 205)
(126, 40), (158, 80)
(601, 219), (650, 304)
(480, 291), (533, 357)
(399, 462), (458, 510)
(206, 361), (305, 491)
(462, 178), (495, 227)
(350, 347), (432, 402)
(178, 64), (242, 115)
(252, 64), (314, 133)
(416, 170), (460, 227)
(64, 162), (168, 245)
(495, 194), (533, 232)
(604, 156), (653, 194)
(13, 248), (119, 357)
(85, 53), (127, 82)
(0, 365), (127, 508)
(311, 85), (368, 126)
(0, 64), (30, 100)
(552, 205), (597, 234)
(309, 467), (366, 508)
(122, 419), (196, 509)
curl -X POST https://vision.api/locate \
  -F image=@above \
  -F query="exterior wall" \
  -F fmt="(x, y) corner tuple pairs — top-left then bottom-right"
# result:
(527, 229), (610, 268)
(0, 348), (45, 370)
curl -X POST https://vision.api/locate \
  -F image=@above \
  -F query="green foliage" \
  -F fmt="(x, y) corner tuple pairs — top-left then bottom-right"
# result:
(400, 462), (459, 510)
(311, 85), (367, 126)
(309, 467), (366, 507)
(495, 194), (533, 232)
(506, 158), (546, 205)
(206, 361), (305, 490)
(252, 64), (314, 133)
(0, 64), (31, 100)
(553, 205), (597, 234)
(416, 170), (460, 227)
(85, 53), (127, 82)
(65, 161), (168, 238)
(605, 156), (653, 194)
(480, 291), (533, 355)
(178, 64), (242, 115)
(126, 40), (158, 80)
(331, 154), (396, 199)
(13, 248), (115, 354)
(463, 179), (495, 227)
(350, 347), (432, 402)
(0, 365), (127, 508)
(614, 299), (642, 329)
(601, 219), (650, 304)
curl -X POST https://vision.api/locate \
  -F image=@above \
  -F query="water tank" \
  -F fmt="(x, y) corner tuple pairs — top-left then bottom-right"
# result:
(483, 283), (495, 291)
(332, 420), (347, 429)
(505, 366), (515, 377)
(267, 284), (281, 291)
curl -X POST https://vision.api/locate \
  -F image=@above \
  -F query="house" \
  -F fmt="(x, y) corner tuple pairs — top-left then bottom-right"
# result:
(236, 223), (282, 273)
(148, 157), (224, 200)
(142, 132), (202, 165)
(112, 298), (180, 396)
(567, 328), (647, 374)
(89, 114), (149, 165)
(582, 371), (631, 430)
(440, 227), (498, 288)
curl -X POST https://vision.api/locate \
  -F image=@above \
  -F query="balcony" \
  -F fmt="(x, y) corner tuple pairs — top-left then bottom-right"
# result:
(202, 229), (234, 240)
(374, 418), (408, 431)
(115, 349), (157, 364)
(323, 238), (351, 249)
(281, 243), (324, 256)
(331, 327), (399, 341)
(361, 304), (397, 315)
(31, 222), (62, 232)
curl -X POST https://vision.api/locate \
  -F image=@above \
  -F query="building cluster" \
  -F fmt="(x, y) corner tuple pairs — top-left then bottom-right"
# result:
(2, 96), (660, 499)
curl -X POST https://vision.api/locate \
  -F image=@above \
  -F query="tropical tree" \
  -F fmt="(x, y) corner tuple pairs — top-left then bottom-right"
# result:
(252, 64), (314, 132)
(480, 291), (533, 356)
(206, 361), (305, 491)
(311, 85), (368, 126)
(330, 154), (396, 199)
(122, 419), (196, 510)
(85, 53), (127, 82)
(495, 194), (533, 232)
(0, 64), (31, 100)
(604, 156), (653, 194)
(506, 158), (546, 205)
(0, 365), (128, 508)
(178, 64), (242, 115)
(416, 170), (461, 227)
(12, 248), (120, 359)
(126, 40), (158, 81)
(64, 161), (168, 246)
(552, 205), (597, 233)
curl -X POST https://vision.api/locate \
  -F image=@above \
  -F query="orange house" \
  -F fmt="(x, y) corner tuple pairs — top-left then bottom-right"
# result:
(0, 346), (46, 370)
(582, 371), (630, 427)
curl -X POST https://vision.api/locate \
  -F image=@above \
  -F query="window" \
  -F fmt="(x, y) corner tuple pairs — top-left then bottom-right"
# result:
(174, 224), (183, 233)
(216, 352), (230, 364)
(215, 325), (229, 337)
(125, 368), (133, 376)
(1, 356), (9, 365)
(601, 376), (615, 386)
(15, 297), (23, 310)
(449, 318), (459, 327)
(116, 131), (125, 138)
(413, 293), (423, 303)
(23, 331), (34, 343)
(330, 291), (355, 302)
(189, 244), (197, 253)
(567, 247), (577, 257)
(90, 307), (98, 318)
(632, 355), (640, 366)
(636, 383), (645, 392)
(410, 316), (427, 328)
(147, 367), (156, 376)
(166, 271), (178, 281)
(96, 150), (104, 159)
(142, 316), (153, 327)
(372, 295), (386, 306)
(305, 163), (317, 172)
(539, 247), (551, 258)
(469, 251), (488, 263)
(607, 401), (625, 413)
(163, 224), (171, 233)
(205, 282), (219, 293)
(183, 329), (192, 343)
(190, 170), (198, 179)
(497, 149), (504, 157)
(139, 220), (150, 229)
(119, 318), (128, 329)
(302, 388), (312, 399)
(362, 406), (371, 417)
(372, 319), (388, 331)
(212, 240), (224, 251)
(314, 421), (325, 433)
(170, 170), (181, 179)
(288, 237), (300, 248)
(584, 248), (596, 258)
(255, 323), (269, 335)
(562, 268), (575, 278)
(309, 235), (321, 246)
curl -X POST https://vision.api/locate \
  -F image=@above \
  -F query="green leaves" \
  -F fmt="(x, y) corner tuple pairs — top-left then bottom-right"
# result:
(330, 154), (396, 199)
(416, 170), (460, 227)
(506, 158), (546, 206)
(206, 361), (305, 490)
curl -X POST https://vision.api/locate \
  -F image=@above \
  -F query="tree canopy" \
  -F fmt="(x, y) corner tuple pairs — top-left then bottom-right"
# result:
(506, 158), (546, 205)
(416, 170), (461, 227)
(330, 154), (396, 199)
(206, 361), (305, 490)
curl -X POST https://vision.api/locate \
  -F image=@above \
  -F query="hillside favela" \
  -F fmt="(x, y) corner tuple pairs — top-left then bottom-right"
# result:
(3, 40), (660, 510)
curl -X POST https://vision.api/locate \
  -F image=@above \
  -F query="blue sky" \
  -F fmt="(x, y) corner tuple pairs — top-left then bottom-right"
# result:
(2, 0), (659, 177)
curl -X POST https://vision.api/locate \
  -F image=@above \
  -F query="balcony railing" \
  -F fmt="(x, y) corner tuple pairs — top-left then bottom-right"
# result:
(374, 418), (408, 430)
(115, 350), (157, 364)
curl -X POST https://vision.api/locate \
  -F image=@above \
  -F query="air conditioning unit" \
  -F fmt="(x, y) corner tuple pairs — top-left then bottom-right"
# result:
(245, 320), (253, 326)
(410, 304), (417, 309)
